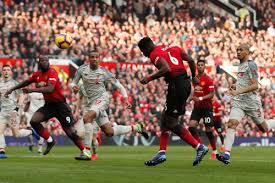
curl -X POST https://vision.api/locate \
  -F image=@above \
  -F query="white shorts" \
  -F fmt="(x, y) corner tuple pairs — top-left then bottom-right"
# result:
(84, 96), (109, 127)
(229, 107), (264, 124)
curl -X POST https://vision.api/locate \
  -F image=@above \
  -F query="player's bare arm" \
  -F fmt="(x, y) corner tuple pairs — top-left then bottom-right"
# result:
(140, 58), (171, 85)
(4, 79), (33, 97)
(181, 51), (198, 84)
(23, 83), (55, 94)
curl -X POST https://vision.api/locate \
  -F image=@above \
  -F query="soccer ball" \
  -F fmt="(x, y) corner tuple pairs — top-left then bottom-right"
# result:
(54, 33), (73, 49)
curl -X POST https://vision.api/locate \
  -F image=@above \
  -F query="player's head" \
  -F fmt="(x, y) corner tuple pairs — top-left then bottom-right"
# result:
(2, 64), (12, 79)
(88, 50), (100, 69)
(197, 60), (206, 74)
(237, 44), (250, 61)
(138, 37), (155, 57)
(37, 54), (50, 72)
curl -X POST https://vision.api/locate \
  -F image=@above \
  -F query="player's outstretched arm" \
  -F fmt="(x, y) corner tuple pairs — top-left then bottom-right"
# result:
(5, 79), (33, 97)
(26, 83), (55, 94)
(140, 58), (171, 84)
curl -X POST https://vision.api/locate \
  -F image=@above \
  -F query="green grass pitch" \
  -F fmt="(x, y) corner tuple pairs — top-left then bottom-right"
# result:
(1, 146), (275, 183)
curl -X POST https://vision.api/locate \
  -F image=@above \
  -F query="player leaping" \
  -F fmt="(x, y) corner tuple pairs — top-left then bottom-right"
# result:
(216, 44), (275, 165)
(5, 54), (86, 157)
(72, 50), (148, 160)
(138, 37), (208, 166)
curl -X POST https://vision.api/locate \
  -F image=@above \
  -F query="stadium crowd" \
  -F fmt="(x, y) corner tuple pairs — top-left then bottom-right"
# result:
(0, 0), (274, 138)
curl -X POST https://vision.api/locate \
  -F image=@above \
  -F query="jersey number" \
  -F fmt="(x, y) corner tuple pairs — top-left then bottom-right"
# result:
(204, 117), (211, 124)
(168, 52), (179, 65)
(66, 116), (71, 124)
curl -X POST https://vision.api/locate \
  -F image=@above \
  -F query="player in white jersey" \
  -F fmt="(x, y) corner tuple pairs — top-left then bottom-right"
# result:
(75, 85), (100, 160)
(72, 50), (148, 160)
(216, 44), (275, 165)
(24, 92), (45, 153)
(0, 65), (36, 159)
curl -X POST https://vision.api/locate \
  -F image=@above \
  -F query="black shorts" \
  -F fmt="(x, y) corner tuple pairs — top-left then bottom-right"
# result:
(190, 107), (213, 127)
(213, 119), (223, 133)
(36, 102), (75, 128)
(165, 74), (191, 118)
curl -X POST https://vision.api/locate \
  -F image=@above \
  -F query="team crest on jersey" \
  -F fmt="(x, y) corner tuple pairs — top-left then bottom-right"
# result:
(238, 72), (245, 77)
(200, 81), (205, 86)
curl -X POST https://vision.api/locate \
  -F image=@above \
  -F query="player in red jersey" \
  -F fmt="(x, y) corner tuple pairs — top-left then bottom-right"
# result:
(212, 95), (225, 152)
(138, 37), (208, 166)
(5, 55), (86, 157)
(188, 60), (216, 159)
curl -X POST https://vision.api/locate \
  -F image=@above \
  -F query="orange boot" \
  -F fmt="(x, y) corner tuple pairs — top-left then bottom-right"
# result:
(210, 151), (216, 160)
(220, 145), (225, 152)
(91, 154), (99, 160)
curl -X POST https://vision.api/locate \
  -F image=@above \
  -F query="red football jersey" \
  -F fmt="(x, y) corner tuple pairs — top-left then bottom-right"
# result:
(29, 68), (66, 102)
(193, 74), (214, 108)
(149, 45), (187, 80)
(213, 100), (222, 121)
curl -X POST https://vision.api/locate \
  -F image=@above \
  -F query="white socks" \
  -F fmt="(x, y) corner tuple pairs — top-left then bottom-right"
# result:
(224, 128), (236, 152)
(113, 125), (132, 136)
(267, 119), (275, 131)
(84, 123), (93, 149)
(46, 136), (53, 143)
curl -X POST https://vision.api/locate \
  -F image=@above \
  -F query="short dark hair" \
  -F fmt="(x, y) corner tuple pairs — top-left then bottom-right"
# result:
(197, 60), (206, 64)
(2, 64), (12, 69)
(138, 37), (154, 49)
